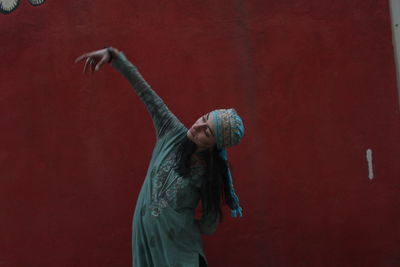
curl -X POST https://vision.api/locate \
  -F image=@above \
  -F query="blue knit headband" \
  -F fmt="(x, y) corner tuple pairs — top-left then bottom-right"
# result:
(212, 109), (244, 218)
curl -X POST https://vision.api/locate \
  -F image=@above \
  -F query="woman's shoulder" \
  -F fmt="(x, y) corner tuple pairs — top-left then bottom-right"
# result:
(156, 124), (187, 149)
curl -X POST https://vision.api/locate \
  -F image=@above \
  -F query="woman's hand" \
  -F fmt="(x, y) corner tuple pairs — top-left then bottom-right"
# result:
(75, 48), (118, 73)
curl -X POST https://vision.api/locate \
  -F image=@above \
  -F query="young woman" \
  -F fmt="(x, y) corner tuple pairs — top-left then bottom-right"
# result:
(75, 47), (245, 267)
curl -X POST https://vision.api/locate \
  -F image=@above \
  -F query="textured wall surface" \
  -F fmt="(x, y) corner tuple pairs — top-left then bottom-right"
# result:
(1, 1), (400, 266)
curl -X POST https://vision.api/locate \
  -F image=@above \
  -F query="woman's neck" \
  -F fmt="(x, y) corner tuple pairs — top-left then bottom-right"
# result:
(191, 149), (209, 167)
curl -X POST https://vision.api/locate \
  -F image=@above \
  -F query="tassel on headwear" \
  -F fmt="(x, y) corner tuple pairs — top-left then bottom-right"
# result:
(212, 109), (244, 218)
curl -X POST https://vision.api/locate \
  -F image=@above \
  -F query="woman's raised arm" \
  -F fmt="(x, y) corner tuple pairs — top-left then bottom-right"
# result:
(75, 47), (184, 139)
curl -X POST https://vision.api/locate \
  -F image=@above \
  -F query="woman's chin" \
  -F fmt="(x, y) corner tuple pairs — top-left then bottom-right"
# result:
(186, 135), (198, 146)
(186, 131), (195, 142)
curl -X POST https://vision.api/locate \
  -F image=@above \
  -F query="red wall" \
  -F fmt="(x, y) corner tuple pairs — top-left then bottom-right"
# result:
(1, 1), (400, 266)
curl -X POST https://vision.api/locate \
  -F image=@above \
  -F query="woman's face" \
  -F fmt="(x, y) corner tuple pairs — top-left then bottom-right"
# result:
(187, 112), (216, 151)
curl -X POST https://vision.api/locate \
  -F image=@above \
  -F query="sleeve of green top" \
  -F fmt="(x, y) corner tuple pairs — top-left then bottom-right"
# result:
(111, 51), (184, 138)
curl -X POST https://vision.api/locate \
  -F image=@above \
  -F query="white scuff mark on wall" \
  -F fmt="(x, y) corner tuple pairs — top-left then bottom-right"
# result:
(389, 0), (400, 109)
(366, 149), (374, 180)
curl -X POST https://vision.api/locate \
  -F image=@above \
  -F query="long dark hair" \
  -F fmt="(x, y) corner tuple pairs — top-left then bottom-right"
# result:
(174, 136), (235, 221)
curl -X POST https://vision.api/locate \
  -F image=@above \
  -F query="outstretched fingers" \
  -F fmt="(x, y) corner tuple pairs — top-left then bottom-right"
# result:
(75, 50), (108, 73)
(75, 53), (93, 73)
(84, 58), (91, 73)
(75, 53), (90, 63)
(95, 56), (107, 71)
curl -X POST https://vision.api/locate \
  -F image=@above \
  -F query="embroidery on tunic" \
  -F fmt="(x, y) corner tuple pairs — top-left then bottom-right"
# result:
(150, 151), (189, 217)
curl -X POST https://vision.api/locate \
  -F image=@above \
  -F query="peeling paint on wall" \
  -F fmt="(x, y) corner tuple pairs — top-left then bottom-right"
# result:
(366, 149), (374, 180)
(0, 0), (45, 14)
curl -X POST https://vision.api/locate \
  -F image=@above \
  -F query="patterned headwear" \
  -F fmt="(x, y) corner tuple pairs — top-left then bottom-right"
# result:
(212, 109), (245, 149)
(212, 108), (244, 218)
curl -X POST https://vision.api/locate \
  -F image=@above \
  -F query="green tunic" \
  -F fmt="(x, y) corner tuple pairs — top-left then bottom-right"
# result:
(112, 52), (218, 267)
